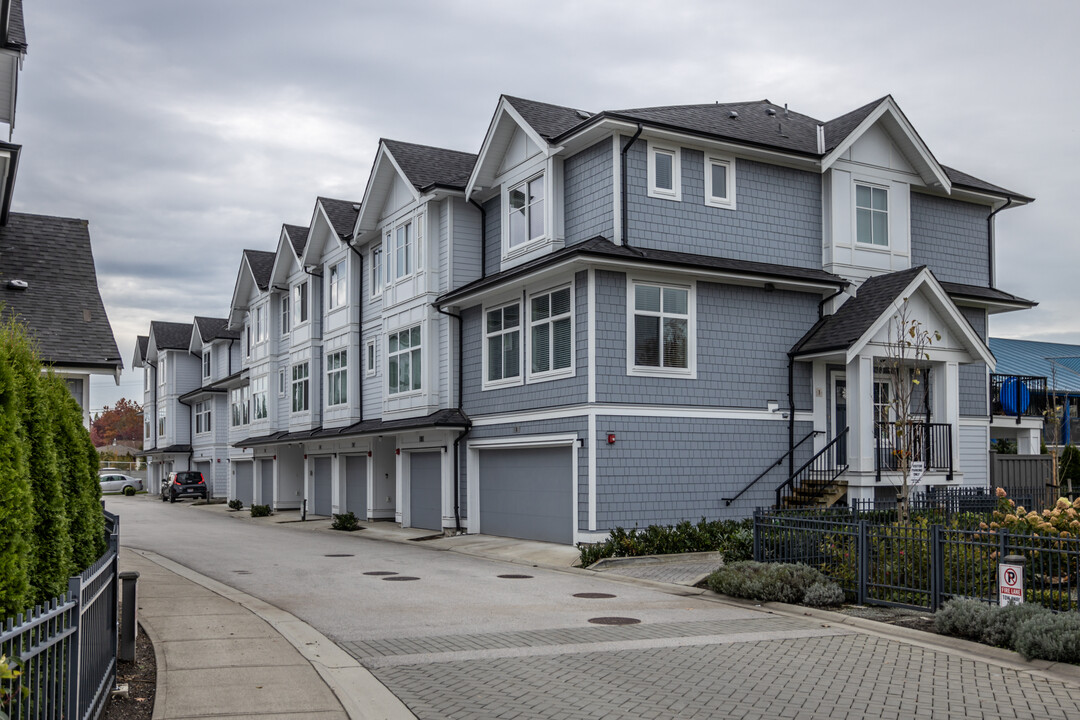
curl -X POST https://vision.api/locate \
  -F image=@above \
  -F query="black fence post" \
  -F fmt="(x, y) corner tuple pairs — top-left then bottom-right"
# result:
(66, 575), (82, 720)
(857, 520), (868, 605)
(930, 524), (942, 611)
(752, 512), (761, 562)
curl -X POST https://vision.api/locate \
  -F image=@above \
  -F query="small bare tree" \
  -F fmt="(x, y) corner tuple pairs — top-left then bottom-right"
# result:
(878, 298), (940, 523)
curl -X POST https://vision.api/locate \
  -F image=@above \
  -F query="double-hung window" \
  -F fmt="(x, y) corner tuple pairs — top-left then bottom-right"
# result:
(327, 350), (347, 406)
(202, 351), (211, 379)
(281, 295), (290, 336)
(530, 287), (572, 377)
(252, 376), (268, 420)
(370, 245), (383, 296)
(631, 282), (692, 374)
(394, 222), (413, 280)
(855, 183), (889, 247)
(255, 305), (267, 344)
(230, 386), (250, 426)
(195, 401), (211, 434)
(388, 326), (422, 395)
(294, 281), (309, 325)
(485, 303), (521, 385)
(365, 339), (377, 377)
(278, 369), (286, 397)
(647, 142), (681, 200)
(291, 362), (309, 412)
(704, 155), (735, 209)
(329, 261), (346, 309)
(157, 406), (166, 436)
(159, 356), (167, 387)
(508, 174), (545, 248)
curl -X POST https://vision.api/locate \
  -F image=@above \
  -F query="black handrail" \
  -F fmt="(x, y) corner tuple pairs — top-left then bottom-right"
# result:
(723, 430), (820, 506)
(875, 421), (953, 482)
(775, 427), (849, 508)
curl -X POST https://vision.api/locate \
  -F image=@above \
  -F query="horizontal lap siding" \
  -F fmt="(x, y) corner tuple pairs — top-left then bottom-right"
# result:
(624, 141), (821, 269)
(959, 424), (990, 487)
(960, 306), (988, 416)
(910, 193), (990, 286)
(594, 270), (816, 409)
(564, 139), (613, 245)
(595, 416), (814, 528)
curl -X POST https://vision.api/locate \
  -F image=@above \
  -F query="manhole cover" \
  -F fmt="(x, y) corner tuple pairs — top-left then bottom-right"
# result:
(324, 554), (354, 557)
(497, 574), (533, 579)
(363, 571), (398, 576)
(588, 616), (640, 625)
(574, 592), (615, 599)
(382, 576), (420, 582)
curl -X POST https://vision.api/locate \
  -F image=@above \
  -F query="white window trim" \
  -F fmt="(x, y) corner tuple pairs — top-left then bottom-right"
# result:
(326, 350), (348, 407)
(252, 376), (268, 420)
(328, 261), (347, 310)
(370, 244), (384, 297)
(387, 324), (423, 398)
(704, 154), (736, 210)
(502, 172), (548, 258)
(481, 300), (524, 391)
(527, 283), (576, 384)
(384, 212), (425, 286)
(626, 278), (697, 379)
(854, 181), (890, 249)
(281, 294), (290, 337)
(195, 400), (211, 435)
(293, 281), (310, 326)
(291, 362), (310, 413)
(647, 140), (681, 201)
(278, 368), (287, 397)
(158, 355), (167, 386)
(365, 339), (377, 378)
(202, 350), (211, 379)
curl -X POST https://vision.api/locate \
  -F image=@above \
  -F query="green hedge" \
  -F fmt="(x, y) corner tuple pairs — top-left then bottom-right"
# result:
(0, 318), (104, 618)
(578, 517), (753, 566)
(936, 598), (1080, 663)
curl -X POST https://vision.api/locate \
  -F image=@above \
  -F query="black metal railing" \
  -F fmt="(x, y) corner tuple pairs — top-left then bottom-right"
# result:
(875, 421), (952, 482)
(990, 374), (1047, 423)
(723, 430), (821, 506)
(775, 428), (848, 509)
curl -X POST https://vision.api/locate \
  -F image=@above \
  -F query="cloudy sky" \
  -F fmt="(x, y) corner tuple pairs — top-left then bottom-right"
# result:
(10, 0), (1076, 412)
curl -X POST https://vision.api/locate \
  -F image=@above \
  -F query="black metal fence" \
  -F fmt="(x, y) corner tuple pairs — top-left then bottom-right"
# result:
(755, 508), (1080, 613)
(0, 510), (119, 720)
(875, 421), (953, 481)
(990, 374), (1048, 421)
(850, 487), (1036, 523)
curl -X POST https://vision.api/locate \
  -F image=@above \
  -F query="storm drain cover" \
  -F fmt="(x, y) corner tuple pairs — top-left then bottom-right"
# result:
(497, 574), (533, 579)
(382, 576), (420, 582)
(574, 592), (616, 599)
(324, 554), (354, 557)
(588, 616), (640, 625)
(363, 571), (398, 576)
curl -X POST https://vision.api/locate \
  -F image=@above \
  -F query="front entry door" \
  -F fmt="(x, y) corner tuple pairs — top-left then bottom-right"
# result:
(834, 378), (847, 464)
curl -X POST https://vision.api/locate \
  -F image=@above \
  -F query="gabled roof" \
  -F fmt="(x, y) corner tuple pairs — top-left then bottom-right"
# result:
(989, 338), (1080, 395)
(229, 248), (277, 326)
(193, 316), (240, 343)
(503, 95), (592, 141)
(235, 409), (470, 447)
(3, 0), (25, 51)
(282, 225), (308, 258)
(821, 97), (885, 152)
(149, 321), (193, 352)
(382, 139), (476, 191)
(0, 212), (122, 370)
(938, 281), (1035, 310)
(243, 249), (275, 291)
(317, 197), (360, 238)
(132, 335), (149, 368)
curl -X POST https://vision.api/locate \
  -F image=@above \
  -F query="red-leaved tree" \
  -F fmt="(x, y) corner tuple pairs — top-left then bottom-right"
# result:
(90, 398), (143, 447)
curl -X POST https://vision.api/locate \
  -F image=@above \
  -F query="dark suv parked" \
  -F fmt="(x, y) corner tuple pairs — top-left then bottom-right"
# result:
(161, 471), (208, 502)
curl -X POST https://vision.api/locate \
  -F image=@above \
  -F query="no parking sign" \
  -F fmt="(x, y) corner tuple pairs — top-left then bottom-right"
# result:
(998, 561), (1024, 607)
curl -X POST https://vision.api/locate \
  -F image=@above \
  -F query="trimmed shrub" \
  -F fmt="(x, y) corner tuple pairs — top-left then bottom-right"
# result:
(250, 504), (272, 518)
(803, 580), (845, 607)
(332, 512), (360, 531)
(0, 320), (32, 618)
(979, 602), (1048, 648)
(228, 499), (243, 511)
(578, 517), (753, 566)
(706, 561), (842, 606)
(934, 598), (991, 641)
(1014, 612), (1080, 663)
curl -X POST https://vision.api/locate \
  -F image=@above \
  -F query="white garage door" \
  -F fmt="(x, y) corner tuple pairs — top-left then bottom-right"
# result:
(478, 447), (573, 545)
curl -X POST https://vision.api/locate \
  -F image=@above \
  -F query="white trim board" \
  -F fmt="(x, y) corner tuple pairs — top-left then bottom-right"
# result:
(469, 403), (813, 427)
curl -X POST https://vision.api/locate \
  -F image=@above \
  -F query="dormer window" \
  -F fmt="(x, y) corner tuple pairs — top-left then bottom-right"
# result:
(855, 183), (889, 247)
(508, 174), (545, 248)
(647, 142), (681, 200)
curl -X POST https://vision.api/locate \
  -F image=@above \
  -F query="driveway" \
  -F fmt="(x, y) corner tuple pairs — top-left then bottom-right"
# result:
(108, 496), (1080, 720)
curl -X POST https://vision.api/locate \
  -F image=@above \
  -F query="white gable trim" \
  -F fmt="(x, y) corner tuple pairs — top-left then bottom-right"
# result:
(466, 97), (551, 199)
(355, 143), (422, 236)
(228, 253), (264, 327)
(269, 230), (302, 287)
(822, 97), (951, 193)
(845, 268), (994, 368)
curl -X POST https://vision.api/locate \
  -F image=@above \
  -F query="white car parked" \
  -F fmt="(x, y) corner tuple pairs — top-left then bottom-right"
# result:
(99, 472), (144, 495)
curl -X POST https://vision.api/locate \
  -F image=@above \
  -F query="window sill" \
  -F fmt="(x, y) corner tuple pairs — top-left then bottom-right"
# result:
(854, 242), (891, 253)
(527, 368), (575, 384)
(387, 389), (424, 400)
(504, 236), (549, 261)
(704, 197), (736, 210)
(647, 189), (681, 202)
(482, 376), (524, 392)
(628, 366), (696, 380)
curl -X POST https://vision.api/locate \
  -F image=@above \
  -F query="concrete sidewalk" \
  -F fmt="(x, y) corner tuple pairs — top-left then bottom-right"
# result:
(124, 548), (414, 720)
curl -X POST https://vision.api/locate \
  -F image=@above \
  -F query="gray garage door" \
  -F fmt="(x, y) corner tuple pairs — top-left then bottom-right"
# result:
(409, 452), (442, 531)
(479, 447), (573, 545)
(259, 459), (274, 506)
(195, 463), (212, 497)
(313, 456), (332, 516)
(345, 455), (367, 518)
(234, 461), (254, 506)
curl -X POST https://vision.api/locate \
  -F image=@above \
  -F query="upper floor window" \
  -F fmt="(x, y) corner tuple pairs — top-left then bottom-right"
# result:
(388, 325), (421, 395)
(327, 350), (347, 406)
(365, 339), (377, 377)
(157, 405), (166, 436)
(252, 376), (268, 420)
(704, 155), (735, 210)
(195, 401), (211, 434)
(855, 183), (888, 247)
(294, 281), (309, 325)
(144, 368), (151, 391)
(485, 303), (521, 386)
(291, 362), (310, 412)
(530, 287), (572, 378)
(647, 142), (681, 200)
(230, 386), (250, 427)
(370, 245), (384, 296)
(278, 368), (286, 397)
(255, 304), (267, 343)
(328, 261), (347, 309)
(630, 282), (693, 376)
(144, 418), (151, 440)
(202, 350), (211, 379)
(245, 323), (252, 357)
(508, 174), (545, 248)
(281, 295), (291, 336)
(159, 356), (167, 386)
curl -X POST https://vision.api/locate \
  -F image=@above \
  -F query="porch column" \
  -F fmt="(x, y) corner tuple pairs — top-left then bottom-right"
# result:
(847, 354), (875, 474)
(1017, 428), (1040, 455)
(395, 450), (404, 524)
(946, 362), (960, 472)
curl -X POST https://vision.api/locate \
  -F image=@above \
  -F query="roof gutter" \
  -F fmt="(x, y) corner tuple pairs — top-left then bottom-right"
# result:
(986, 198), (1012, 288)
(345, 236), (365, 423)
(468, 197), (487, 278)
(620, 124), (643, 248)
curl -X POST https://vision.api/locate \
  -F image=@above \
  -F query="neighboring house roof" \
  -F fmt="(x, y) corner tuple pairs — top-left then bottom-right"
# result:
(989, 338), (1080, 394)
(97, 442), (143, 456)
(0, 212), (122, 370)
(438, 236), (847, 306)
(791, 267), (925, 356)
(178, 385), (226, 403)
(234, 409), (470, 447)
(382, 139), (477, 191)
(193, 316), (240, 342)
(282, 225), (308, 257)
(150, 321), (193, 351)
(137, 443), (192, 457)
(317, 197), (360, 238)
(243, 249), (275, 290)
(136, 335), (149, 360)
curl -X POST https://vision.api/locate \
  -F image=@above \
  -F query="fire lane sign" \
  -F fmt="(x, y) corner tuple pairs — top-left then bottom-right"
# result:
(998, 562), (1024, 607)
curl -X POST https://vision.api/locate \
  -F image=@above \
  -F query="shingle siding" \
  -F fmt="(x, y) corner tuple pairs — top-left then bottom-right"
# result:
(624, 141), (821, 268)
(564, 139), (614, 245)
(910, 192), (990, 287)
(483, 196), (501, 276)
(960, 306), (988, 416)
(594, 271), (816, 409)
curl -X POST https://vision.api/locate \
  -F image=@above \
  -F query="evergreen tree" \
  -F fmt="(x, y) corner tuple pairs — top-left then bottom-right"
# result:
(50, 379), (104, 571)
(0, 320), (32, 617)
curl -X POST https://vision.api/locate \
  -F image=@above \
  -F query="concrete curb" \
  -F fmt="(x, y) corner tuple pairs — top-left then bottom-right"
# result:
(587, 551), (723, 570)
(131, 548), (417, 720)
(142, 618), (168, 720)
